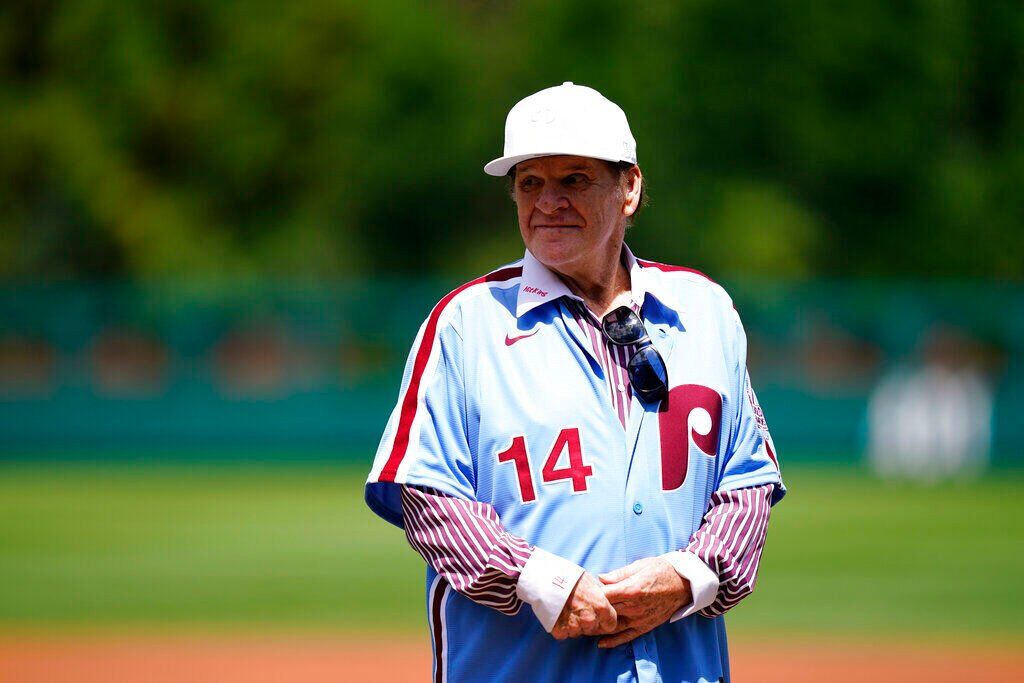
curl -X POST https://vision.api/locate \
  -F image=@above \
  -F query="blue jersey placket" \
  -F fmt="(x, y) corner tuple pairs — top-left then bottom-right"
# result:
(622, 317), (680, 682)
(557, 296), (681, 683)
(623, 316), (677, 480)
(555, 296), (639, 556)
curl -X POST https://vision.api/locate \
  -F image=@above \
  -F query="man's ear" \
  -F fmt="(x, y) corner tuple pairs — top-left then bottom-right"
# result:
(623, 166), (642, 218)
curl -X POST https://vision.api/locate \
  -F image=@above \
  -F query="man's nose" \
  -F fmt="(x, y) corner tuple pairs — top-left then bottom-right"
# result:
(536, 185), (569, 214)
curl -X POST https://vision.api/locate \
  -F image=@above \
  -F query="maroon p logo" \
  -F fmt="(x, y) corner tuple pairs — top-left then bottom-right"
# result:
(657, 384), (723, 491)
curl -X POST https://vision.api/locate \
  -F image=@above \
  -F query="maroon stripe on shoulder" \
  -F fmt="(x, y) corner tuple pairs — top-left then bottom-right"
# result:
(431, 577), (449, 683)
(378, 266), (522, 482)
(637, 258), (738, 312)
(636, 258), (716, 284)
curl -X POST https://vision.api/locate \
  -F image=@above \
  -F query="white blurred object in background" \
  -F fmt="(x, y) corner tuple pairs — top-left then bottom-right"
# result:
(867, 328), (993, 481)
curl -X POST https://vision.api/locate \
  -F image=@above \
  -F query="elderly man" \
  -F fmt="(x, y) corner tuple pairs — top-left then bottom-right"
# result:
(366, 82), (784, 683)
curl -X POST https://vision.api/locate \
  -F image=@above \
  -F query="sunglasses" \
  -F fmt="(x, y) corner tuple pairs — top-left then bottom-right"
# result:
(601, 306), (669, 403)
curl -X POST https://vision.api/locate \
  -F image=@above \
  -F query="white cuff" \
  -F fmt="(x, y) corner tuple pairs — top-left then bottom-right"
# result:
(661, 551), (720, 623)
(516, 547), (586, 632)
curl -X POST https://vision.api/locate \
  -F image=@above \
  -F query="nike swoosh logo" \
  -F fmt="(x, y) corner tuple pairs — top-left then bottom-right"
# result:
(504, 330), (539, 346)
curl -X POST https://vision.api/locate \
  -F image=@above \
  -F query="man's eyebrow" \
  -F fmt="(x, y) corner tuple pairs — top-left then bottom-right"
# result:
(515, 161), (596, 175)
(522, 167), (591, 176)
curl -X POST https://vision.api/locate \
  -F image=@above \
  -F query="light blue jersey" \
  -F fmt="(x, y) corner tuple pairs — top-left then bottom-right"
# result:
(366, 246), (784, 683)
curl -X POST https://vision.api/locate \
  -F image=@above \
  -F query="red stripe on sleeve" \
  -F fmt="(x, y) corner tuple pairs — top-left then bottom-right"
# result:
(378, 266), (522, 482)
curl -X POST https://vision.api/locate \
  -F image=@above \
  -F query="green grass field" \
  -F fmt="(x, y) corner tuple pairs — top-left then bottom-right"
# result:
(1, 463), (1022, 640)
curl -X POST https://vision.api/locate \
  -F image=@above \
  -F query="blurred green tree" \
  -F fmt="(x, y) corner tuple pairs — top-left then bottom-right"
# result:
(0, 0), (1020, 280)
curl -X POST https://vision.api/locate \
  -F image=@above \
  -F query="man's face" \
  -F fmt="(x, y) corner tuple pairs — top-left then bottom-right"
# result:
(512, 155), (631, 274)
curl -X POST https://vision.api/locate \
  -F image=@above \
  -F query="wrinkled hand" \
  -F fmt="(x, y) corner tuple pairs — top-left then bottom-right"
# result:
(596, 557), (692, 648)
(551, 572), (618, 640)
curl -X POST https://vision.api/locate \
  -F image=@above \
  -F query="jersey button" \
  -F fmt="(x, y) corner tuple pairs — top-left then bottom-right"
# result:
(632, 502), (643, 515)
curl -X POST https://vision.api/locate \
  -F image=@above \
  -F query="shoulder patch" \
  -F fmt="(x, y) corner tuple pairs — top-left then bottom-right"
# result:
(745, 377), (779, 469)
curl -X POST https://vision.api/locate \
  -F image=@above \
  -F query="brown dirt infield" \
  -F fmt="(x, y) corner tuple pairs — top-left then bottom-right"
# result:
(1, 634), (1022, 682)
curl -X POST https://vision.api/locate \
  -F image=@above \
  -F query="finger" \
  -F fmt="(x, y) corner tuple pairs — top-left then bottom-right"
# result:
(597, 603), (618, 633)
(599, 560), (644, 584)
(598, 628), (640, 649)
(598, 569), (623, 584)
(602, 575), (643, 603)
(581, 603), (616, 636)
(604, 619), (634, 636)
(605, 613), (629, 632)
(599, 559), (646, 584)
(578, 608), (598, 635)
(608, 603), (642, 622)
(566, 611), (580, 637)
(551, 608), (569, 640)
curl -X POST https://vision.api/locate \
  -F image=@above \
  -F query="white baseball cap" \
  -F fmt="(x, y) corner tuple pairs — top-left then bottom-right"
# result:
(484, 82), (637, 176)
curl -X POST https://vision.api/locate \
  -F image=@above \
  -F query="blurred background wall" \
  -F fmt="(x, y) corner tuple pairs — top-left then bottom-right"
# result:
(1, 279), (1022, 470)
(2, 0), (1022, 471)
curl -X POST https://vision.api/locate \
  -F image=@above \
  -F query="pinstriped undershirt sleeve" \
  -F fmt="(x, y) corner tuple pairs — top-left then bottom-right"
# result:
(681, 483), (775, 617)
(399, 485), (535, 616)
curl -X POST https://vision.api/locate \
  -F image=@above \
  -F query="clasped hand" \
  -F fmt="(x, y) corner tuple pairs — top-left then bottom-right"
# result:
(550, 557), (692, 648)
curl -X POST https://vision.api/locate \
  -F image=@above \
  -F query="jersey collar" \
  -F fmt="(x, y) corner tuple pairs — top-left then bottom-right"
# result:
(515, 244), (661, 319)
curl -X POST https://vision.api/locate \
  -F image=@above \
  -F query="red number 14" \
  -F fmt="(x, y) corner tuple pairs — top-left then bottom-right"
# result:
(496, 428), (593, 503)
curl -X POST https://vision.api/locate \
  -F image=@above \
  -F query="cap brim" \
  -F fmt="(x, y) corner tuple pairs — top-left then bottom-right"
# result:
(483, 151), (626, 177)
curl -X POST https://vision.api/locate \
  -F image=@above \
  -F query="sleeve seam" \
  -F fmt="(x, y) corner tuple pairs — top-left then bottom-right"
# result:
(716, 473), (781, 491)
(395, 476), (476, 503)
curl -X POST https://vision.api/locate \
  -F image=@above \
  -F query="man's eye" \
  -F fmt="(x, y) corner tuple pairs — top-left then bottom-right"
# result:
(564, 174), (586, 186)
(519, 178), (540, 191)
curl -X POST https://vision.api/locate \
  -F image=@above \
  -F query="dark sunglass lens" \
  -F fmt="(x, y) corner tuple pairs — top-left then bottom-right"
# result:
(603, 308), (646, 344)
(628, 346), (668, 400)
